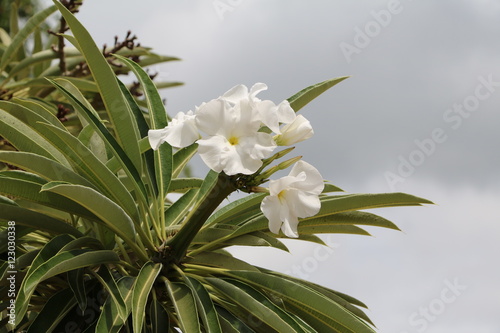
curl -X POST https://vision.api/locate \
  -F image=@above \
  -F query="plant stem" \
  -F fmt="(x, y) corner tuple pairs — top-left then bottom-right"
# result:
(166, 172), (236, 263)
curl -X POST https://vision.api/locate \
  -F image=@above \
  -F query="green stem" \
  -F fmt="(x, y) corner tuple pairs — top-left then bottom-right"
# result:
(166, 172), (236, 263)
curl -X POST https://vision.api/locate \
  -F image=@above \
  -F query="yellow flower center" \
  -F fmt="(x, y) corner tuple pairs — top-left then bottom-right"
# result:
(277, 190), (286, 202)
(228, 136), (239, 146)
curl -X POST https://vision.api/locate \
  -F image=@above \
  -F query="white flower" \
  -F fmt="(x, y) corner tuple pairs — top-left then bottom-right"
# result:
(260, 161), (324, 238)
(195, 98), (276, 175)
(223, 83), (296, 134)
(256, 100), (296, 134)
(148, 111), (199, 149)
(274, 114), (314, 146)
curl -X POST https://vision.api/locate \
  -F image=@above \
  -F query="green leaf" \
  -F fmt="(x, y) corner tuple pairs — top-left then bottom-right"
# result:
(41, 182), (136, 243)
(54, 1), (143, 174)
(149, 297), (170, 333)
(118, 79), (158, 196)
(165, 189), (197, 227)
(132, 261), (162, 333)
(0, 203), (83, 237)
(215, 305), (254, 333)
(173, 143), (198, 178)
(205, 193), (266, 227)
(10, 97), (66, 129)
(0, 151), (95, 188)
(287, 76), (349, 112)
(16, 248), (120, 326)
(36, 122), (141, 224)
(186, 251), (260, 272)
(322, 182), (344, 193)
(67, 268), (87, 312)
(165, 280), (201, 333)
(93, 267), (128, 321)
(0, 173), (97, 219)
(316, 193), (432, 216)
(206, 278), (306, 332)
(0, 107), (70, 168)
(259, 267), (373, 325)
(223, 270), (376, 332)
(113, 54), (173, 198)
(26, 287), (77, 333)
(300, 211), (400, 232)
(168, 178), (204, 192)
(96, 276), (135, 333)
(0, 5), (57, 74)
(47, 79), (148, 207)
(184, 276), (222, 333)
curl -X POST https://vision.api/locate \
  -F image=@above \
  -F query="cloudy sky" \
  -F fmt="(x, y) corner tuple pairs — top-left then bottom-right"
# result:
(65, 1), (500, 331)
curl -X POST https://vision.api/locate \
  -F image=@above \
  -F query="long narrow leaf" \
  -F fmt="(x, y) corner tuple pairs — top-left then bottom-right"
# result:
(287, 76), (349, 112)
(113, 54), (172, 197)
(41, 182), (136, 242)
(0, 5), (57, 74)
(184, 276), (222, 333)
(96, 277), (135, 333)
(0, 151), (95, 188)
(0, 107), (70, 167)
(36, 122), (141, 224)
(223, 270), (376, 332)
(26, 287), (77, 333)
(0, 203), (82, 237)
(0, 173), (98, 219)
(206, 278), (306, 332)
(54, 1), (143, 173)
(47, 79), (148, 206)
(132, 262), (162, 333)
(165, 280), (201, 333)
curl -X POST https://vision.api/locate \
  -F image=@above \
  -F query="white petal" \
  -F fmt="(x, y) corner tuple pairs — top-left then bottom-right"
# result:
(268, 174), (304, 196)
(148, 127), (170, 150)
(222, 84), (249, 105)
(256, 100), (281, 133)
(289, 161), (324, 194)
(197, 136), (228, 173)
(223, 143), (262, 175)
(261, 196), (283, 234)
(285, 189), (321, 218)
(281, 216), (300, 238)
(164, 111), (200, 148)
(248, 132), (277, 160)
(276, 100), (296, 125)
(195, 99), (231, 135)
(276, 115), (314, 146)
(249, 82), (268, 100)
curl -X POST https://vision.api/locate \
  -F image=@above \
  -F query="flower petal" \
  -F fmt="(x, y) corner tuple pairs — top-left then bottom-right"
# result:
(195, 99), (230, 135)
(148, 127), (170, 150)
(222, 84), (249, 105)
(249, 82), (268, 100)
(276, 100), (296, 125)
(197, 135), (229, 173)
(261, 195), (283, 235)
(285, 189), (321, 218)
(289, 160), (324, 194)
(275, 114), (314, 146)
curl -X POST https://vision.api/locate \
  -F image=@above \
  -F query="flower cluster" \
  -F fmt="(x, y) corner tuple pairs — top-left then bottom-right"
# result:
(148, 83), (323, 237)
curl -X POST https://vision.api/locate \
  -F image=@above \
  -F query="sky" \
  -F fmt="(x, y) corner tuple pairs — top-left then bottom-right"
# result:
(58, 1), (500, 331)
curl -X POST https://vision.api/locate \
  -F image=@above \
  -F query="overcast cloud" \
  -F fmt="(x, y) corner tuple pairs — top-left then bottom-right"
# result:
(72, 1), (500, 331)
